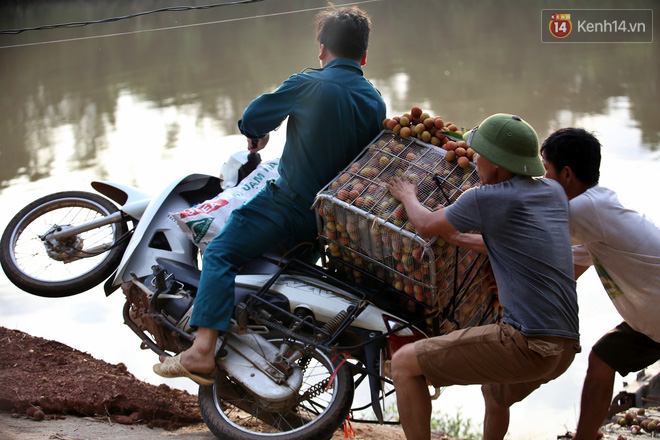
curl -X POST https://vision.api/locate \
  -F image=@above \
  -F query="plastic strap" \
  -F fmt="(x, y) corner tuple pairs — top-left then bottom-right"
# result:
(343, 411), (356, 438)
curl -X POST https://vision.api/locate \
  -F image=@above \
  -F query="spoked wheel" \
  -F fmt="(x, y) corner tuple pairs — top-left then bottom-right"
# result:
(0, 191), (129, 297)
(198, 338), (354, 440)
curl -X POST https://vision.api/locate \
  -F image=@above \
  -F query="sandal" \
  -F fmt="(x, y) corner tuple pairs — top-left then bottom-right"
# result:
(153, 353), (217, 386)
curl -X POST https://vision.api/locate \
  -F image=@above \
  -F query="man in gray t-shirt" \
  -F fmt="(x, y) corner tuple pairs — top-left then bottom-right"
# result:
(446, 175), (578, 339)
(386, 113), (580, 440)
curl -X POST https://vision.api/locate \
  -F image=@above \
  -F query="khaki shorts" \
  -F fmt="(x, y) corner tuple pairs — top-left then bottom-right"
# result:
(415, 322), (580, 407)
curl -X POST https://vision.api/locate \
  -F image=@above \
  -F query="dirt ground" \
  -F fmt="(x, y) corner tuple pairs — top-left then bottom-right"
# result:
(0, 326), (453, 440)
(3, 326), (659, 440)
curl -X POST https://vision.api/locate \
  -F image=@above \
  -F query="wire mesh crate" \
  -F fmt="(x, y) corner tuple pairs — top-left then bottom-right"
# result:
(314, 130), (500, 334)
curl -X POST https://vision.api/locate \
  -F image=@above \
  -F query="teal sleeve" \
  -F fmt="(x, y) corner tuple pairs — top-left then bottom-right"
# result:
(237, 75), (300, 140)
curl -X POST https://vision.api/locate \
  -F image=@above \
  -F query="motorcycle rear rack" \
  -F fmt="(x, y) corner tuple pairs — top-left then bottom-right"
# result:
(241, 248), (373, 350)
(240, 244), (495, 359)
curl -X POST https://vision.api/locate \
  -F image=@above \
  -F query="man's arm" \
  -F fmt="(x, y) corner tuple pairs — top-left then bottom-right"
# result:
(386, 176), (487, 254)
(572, 245), (592, 280)
(238, 76), (299, 140)
(443, 230), (488, 255)
(574, 264), (589, 280)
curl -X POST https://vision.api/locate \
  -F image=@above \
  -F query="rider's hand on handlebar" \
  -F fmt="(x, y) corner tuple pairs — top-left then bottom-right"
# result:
(248, 133), (270, 153)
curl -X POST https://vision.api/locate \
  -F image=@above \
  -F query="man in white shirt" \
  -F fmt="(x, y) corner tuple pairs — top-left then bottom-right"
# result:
(541, 127), (660, 440)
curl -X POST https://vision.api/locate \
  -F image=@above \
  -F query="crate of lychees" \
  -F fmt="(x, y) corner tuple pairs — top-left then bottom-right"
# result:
(314, 108), (500, 334)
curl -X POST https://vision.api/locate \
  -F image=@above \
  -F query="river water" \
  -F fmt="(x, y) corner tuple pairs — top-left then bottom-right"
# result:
(1, 1), (659, 438)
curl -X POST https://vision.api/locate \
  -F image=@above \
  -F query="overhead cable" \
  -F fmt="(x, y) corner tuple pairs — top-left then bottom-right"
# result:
(0, 0), (264, 35)
(0, 0), (380, 50)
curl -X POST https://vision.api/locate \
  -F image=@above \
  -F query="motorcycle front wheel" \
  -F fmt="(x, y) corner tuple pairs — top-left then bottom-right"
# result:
(198, 338), (354, 440)
(0, 191), (129, 297)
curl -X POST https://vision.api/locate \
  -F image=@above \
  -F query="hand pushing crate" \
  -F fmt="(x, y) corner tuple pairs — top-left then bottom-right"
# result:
(314, 128), (500, 334)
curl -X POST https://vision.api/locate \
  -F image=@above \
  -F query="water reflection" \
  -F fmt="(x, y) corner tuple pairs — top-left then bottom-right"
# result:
(1, 1), (659, 439)
(2, 0), (659, 186)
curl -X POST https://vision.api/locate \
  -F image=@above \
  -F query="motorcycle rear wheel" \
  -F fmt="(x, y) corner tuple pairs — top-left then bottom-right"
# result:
(0, 191), (129, 297)
(198, 338), (354, 440)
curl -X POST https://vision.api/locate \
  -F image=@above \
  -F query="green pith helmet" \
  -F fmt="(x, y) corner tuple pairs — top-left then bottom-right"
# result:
(464, 113), (544, 177)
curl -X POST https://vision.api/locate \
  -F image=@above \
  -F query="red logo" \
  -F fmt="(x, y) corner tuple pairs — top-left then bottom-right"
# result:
(178, 199), (229, 219)
(549, 13), (572, 38)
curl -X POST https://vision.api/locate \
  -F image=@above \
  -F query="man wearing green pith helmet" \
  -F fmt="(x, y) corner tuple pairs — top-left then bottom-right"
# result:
(386, 113), (581, 440)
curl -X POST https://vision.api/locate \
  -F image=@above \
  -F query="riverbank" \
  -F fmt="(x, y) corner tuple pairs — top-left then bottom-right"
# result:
(0, 326), (451, 440)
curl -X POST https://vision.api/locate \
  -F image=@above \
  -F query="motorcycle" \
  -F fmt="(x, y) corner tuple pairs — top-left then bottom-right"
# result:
(0, 156), (442, 440)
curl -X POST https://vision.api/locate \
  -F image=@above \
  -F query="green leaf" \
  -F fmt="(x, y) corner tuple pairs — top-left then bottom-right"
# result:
(440, 131), (463, 141)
